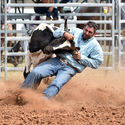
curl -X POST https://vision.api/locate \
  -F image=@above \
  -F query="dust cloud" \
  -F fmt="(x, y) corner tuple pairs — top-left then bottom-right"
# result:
(0, 69), (125, 124)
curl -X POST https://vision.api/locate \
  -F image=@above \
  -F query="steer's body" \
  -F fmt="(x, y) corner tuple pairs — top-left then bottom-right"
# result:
(24, 23), (56, 78)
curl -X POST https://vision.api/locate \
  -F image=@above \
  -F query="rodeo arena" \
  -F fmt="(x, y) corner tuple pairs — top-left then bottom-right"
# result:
(1, 0), (125, 124)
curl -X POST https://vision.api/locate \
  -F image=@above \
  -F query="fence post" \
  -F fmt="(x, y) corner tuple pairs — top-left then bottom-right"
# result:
(118, 0), (121, 69)
(4, 0), (8, 80)
(0, 0), (1, 79)
(112, 0), (115, 70)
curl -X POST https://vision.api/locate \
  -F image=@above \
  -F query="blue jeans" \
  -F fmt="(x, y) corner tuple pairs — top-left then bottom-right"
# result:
(21, 57), (77, 98)
(34, 7), (58, 19)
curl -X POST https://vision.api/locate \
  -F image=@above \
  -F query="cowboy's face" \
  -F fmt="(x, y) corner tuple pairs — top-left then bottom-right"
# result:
(83, 25), (96, 40)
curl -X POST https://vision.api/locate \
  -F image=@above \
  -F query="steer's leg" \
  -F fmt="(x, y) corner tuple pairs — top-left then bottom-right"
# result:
(23, 51), (32, 79)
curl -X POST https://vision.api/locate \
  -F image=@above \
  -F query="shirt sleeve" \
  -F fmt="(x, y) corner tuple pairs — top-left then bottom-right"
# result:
(53, 28), (65, 38)
(53, 27), (76, 38)
(79, 46), (103, 69)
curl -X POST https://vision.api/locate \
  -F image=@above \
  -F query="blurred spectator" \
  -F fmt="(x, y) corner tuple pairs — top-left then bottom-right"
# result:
(34, 0), (59, 26)
(58, 0), (70, 14)
(58, 0), (98, 14)
(1, 0), (14, 53)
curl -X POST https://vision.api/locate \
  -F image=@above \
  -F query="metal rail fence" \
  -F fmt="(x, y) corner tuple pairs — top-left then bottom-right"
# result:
(117, 0), (125, 70)
(1, 1), (115, 79)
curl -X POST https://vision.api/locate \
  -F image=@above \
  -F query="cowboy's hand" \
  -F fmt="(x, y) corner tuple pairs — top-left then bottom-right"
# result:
(73, 51), (81, 60)
(63, 32), (74, 41)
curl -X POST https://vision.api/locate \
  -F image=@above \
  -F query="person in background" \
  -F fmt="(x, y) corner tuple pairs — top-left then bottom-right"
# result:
(58, 0), (98, 18)
(58, 0), (70, 13)
(21, 21), (103, 99)
(34, 0), (59, 26)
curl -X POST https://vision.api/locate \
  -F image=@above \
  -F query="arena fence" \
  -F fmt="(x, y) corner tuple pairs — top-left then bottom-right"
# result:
(0, 0), (122, 80)
(117, 0), (125, 70)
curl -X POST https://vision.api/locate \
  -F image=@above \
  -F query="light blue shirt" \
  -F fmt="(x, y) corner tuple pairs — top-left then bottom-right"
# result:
(53, 27), (103, 73)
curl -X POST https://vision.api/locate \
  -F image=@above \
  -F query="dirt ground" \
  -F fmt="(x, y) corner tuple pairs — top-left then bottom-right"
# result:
(0, 68), (125, 125)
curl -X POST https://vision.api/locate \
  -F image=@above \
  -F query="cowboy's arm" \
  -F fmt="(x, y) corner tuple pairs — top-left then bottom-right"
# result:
(77, 46), (103, 69)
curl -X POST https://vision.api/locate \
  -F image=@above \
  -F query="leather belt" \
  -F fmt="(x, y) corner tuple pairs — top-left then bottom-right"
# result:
(57, 57), (78, 72)
(59, 58), (68, 65)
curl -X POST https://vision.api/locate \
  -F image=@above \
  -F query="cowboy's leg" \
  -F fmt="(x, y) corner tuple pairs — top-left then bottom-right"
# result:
(52, 8), (59, 19)
(21, 58), (62, 89)
(34, 7), (48, 14)
(43, 64), (77, 98)
(52, 8), (59, 26)
(46, 7), (53, 20)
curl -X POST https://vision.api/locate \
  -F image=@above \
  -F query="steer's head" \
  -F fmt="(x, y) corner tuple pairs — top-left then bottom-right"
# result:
(29, 27), (54, 53)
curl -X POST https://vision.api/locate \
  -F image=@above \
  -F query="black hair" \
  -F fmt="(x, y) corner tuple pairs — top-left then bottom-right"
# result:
(86, 21), (98, 33)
